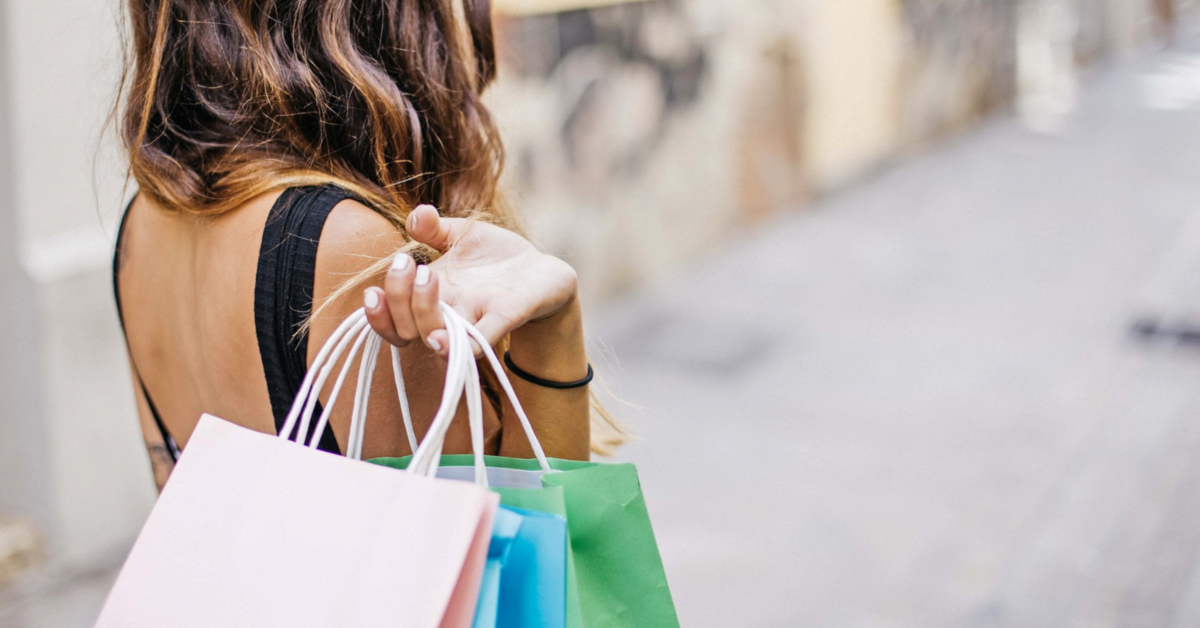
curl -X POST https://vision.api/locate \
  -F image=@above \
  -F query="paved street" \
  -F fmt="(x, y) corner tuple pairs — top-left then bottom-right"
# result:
(6, 37), (1200, 628)
(596, 39), (1200, 628)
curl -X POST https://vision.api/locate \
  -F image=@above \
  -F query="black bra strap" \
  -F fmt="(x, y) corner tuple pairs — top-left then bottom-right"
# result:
(113, 196), (180, 463)
(256, 185), (355, 454)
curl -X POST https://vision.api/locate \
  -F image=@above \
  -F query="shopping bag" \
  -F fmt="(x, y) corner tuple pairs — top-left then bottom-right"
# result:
(541, 462), (674, 628)
(499, 506), (568, 628)
(473, 507), (524, 628)
(97, 308), (500, 628)
(471, 505), (568, 628)
(371, 306), (680, 628)
(373, 455), (675, 628)
(491, 487), (581, 628)
(95, 416), (498, 628)
(385, 307), (569, 628)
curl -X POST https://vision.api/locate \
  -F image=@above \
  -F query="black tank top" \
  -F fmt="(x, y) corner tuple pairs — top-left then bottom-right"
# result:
(113, 185), (354, 462)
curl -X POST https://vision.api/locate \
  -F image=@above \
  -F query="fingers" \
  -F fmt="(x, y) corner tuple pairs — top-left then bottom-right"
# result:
(406, 204), (469, 252)
(363, 287), (403, 346)
(363, 253), (447, 357)
(382, 254), (420, 344)
(410, 264), (447, 356)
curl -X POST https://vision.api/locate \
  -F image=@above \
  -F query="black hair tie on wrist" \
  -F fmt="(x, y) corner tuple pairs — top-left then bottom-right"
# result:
(503, 351), (594, 389)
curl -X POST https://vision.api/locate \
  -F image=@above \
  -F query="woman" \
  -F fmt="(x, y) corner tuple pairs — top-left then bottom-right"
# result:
(113, 0), (614, 490)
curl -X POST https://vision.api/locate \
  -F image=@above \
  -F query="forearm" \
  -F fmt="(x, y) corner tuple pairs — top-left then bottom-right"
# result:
(498, 296), (591, 460)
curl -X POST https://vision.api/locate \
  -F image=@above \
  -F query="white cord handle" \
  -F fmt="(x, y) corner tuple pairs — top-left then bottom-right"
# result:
(278, 303), (554, 482)
(346, 332), (382, 459)
(279, 311), (368, 442)
(409, 303), (473, 478)
(304, 324), (370, 447)
(392, 346), (418, 453)
(408, 305), (553, 476)
(456, 310), (552, 472)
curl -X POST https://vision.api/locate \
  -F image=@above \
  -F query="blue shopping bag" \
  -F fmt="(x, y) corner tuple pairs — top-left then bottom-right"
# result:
(474, 505), (568, 628)
(474, 508), (523, 628)
(498, 507), (568, 628)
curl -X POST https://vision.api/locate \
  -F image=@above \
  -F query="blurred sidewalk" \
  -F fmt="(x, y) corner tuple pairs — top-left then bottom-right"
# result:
(6, 31), (1200, 628)
(596, 36), (1200, 628)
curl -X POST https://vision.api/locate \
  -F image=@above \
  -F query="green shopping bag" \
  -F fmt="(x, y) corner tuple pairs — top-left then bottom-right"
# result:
(371, 455), (679, 628)
(366, 304), (680, 628)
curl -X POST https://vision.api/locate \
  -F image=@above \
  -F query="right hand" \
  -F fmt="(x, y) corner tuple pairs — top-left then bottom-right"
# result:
(362, 204), (580, 358)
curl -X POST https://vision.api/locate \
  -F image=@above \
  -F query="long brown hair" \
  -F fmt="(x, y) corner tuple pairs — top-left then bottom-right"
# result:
(121, 0), (507, 228)
(119, 0), (626, 454)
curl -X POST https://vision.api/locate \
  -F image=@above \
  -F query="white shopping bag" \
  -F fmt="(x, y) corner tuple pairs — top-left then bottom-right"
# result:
(96, 308), (499, 628)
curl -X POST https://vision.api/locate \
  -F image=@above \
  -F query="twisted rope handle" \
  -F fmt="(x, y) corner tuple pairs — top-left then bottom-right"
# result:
(279, 303), (554, 482)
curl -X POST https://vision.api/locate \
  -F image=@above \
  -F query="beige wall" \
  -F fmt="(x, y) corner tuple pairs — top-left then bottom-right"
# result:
(801, 0), (902, 189)
(1, 0), (155, 568)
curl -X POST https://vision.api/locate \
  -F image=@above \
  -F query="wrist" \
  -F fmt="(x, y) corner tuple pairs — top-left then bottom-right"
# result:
(508, 295), (588, 382)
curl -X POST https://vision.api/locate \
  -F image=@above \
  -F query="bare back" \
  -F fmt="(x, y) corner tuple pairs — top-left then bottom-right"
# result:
(116, 189), (500, 486)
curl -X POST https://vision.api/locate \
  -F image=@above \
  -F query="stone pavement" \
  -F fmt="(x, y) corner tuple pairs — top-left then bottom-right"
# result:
(5, 40), (1200, 628)
(594, 40), (1200, 628)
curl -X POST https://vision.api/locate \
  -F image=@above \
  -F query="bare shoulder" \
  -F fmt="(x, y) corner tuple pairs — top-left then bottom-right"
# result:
(312, 198), (406, 329)
(317, 198), (406, 275)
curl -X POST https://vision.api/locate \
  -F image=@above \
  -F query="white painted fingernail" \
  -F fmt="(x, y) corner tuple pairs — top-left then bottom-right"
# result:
(415, 265), (430, 286)
(391, 254), (409, 272)
(363, 289), (379, 310)
(427, 336), (442, 352)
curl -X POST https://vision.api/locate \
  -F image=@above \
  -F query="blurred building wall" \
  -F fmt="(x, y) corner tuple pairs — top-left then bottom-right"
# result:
(804, 0), (903, 187)
(0, 0), (1184, 575)
(0, 0), (54, 553)
(487, 0), (1166, 302)
(0, 0), (156, 570)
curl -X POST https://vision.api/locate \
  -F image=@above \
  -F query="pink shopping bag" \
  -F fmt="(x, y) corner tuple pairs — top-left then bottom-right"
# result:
(95, 414), (498, 628)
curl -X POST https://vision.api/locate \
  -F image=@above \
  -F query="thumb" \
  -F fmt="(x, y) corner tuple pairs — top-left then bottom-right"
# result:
(407, 204), (468, 252)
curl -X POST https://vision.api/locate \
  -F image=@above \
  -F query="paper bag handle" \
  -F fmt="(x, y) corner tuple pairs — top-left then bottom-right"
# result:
(408, 304), (554, 478)
(278, 302), (553, 478)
